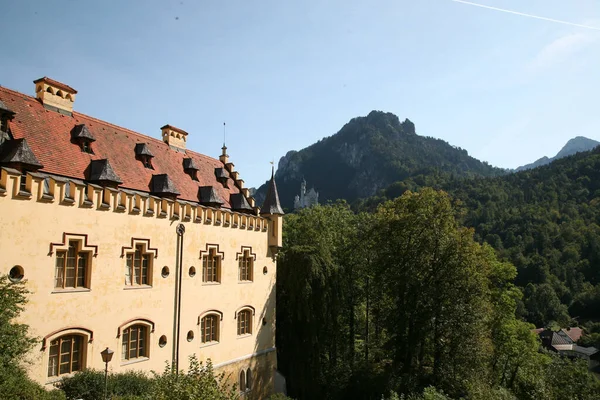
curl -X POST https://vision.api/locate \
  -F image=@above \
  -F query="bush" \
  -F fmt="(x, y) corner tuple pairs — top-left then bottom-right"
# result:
(0, 364), (65, 400)
(56, 369), (151, 400)
(148, 355), (237, 400)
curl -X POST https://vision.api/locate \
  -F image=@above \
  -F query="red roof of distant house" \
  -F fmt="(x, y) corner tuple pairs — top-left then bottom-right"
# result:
(562, 327), (583, 342)
(0, 85), (241, 208)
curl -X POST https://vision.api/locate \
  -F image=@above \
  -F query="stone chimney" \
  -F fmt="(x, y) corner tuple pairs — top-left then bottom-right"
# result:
(161, 125), (188, 150)
(34, 77), (77, 116)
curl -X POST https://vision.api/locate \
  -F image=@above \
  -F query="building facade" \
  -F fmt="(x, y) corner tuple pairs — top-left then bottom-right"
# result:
(293, 179), (318, 210)
(0, 77), (284, 398)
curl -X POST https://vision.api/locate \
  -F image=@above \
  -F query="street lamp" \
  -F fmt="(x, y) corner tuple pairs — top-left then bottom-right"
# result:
(100, 347), (114, 400)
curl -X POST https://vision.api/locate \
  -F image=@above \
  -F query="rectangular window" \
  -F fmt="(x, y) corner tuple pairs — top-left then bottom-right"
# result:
(126, 244), (150, 286)
(202, 249), (220, 283)
(64, 182), (72, 200)
(43, 177), (51, 195)
(239, 250), (253, 282)
(19, 171), (28, 193)
(48, 335), (82, 377)
(54, 241), (89, 289)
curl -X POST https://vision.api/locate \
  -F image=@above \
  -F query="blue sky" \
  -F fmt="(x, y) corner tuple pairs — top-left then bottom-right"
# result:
(2, 0), (599, 187)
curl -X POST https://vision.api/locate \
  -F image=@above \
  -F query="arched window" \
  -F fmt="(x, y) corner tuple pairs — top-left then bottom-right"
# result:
(56, 90), (64, 98)
(239, 370), (246, 393)
(246, 368), (252, 390)
(47, 334), (84, 377)
(46, 87), (54, 94)
(238, 249), (253, 282)
(237, 309), (252, 336)
(200, 314), (220, 343)
(66, 93), (73, 101)
(54, 240), (91, 289)
(121, 324), (149, 361)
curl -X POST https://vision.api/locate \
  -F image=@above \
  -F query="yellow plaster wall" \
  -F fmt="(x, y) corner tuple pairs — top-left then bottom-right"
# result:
(0, 169), (277, 398)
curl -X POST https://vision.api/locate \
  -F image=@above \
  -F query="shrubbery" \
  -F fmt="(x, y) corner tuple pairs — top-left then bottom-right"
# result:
(55, 356), (237, 400)
(56, 369), (151, 400)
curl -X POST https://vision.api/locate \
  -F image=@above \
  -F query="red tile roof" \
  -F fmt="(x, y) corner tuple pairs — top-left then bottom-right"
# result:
(0, 86), (241, 208)
(562, 327), (583, 342)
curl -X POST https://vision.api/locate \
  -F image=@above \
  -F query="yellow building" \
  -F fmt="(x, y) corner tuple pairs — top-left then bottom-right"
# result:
(0, 77), (284, 398)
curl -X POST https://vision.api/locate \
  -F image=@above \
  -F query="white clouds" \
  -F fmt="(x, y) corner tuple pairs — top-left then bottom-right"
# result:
(527, 32), (597, 71)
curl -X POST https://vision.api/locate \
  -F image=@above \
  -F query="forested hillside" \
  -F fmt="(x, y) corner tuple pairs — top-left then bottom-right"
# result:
(277, 192), (600, 400)
(254, 111), (504, 209)
(357, 147), (600, 327)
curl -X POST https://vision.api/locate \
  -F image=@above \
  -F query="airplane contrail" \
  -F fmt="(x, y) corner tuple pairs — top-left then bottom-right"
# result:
(452, 0), (600, 31)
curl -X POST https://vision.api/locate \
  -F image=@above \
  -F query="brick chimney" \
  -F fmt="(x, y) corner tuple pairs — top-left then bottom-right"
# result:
(161, 125), (188, 151)
(34, 77), (77, 116)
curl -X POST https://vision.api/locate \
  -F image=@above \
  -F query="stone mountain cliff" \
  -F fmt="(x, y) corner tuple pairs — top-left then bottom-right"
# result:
(254, 111), (504, 210)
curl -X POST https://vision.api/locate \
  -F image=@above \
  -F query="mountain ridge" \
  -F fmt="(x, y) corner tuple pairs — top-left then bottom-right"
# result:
(254, 110), (505, 209)
(516, 136), (600, 171)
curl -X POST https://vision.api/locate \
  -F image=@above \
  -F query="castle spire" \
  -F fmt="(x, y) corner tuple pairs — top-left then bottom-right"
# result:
(260, 166), (284, 215)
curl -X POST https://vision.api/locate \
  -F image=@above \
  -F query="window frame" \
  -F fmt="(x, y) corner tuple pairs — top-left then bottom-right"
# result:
(43, 328), (92, 380)
(238, 249), (254, 282)
(125, 243), (153, 287)
(121, 324), (149, 362)
(19, 170), (29, 194)
(200, 314), (221, 344)
(202, 248), (221, 283)
(237, 309), (253, 336)
(80, 140), (93, 154)
(54, 240), (91, 290)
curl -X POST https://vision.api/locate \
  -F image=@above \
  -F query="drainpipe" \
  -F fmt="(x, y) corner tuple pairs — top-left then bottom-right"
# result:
(172, 223), (185, 375)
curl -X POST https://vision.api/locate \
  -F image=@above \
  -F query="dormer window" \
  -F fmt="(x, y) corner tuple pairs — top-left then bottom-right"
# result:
(214, 168), (229, 188)
(0, 117), (7, 133)
(183, 158), (199, 181)
(0, 100), (16, 135)
(71, 125), (96, 154)
(81, 140), (92, 154)
(135, 143), (154, 170)
(142, 155), (153, 169)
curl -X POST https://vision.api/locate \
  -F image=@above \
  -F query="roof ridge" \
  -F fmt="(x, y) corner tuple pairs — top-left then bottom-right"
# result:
(0, 86), (222, 165)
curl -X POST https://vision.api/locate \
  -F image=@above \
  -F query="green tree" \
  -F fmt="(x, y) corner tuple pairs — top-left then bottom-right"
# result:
(277, 202), (363, 399)
(371, 189), (496, 396)
(0, 275), (65, 400)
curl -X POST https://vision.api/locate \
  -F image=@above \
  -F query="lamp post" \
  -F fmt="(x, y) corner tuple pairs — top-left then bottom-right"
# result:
(100, 347), (114, 400)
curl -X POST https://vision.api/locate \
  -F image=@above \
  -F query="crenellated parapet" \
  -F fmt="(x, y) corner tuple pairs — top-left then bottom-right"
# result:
(0, 167), (269, 233)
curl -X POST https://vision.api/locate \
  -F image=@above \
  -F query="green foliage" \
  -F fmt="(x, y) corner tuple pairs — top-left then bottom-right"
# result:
(279, 187), (600, 400)
(0, 275), (65, 400)
(56, 369), (151, 400)
(0, 364), (66, 400)
(357, 147), (600, 326)
(543, 356), (600, 400)
(278, 202), (364, 399)
(148, 355), (238, 400)
(55, 356), (237, 400)
(371, 190), (501, 396)
(0, 275), (36, 368)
